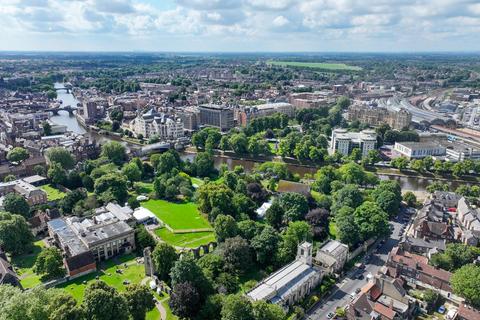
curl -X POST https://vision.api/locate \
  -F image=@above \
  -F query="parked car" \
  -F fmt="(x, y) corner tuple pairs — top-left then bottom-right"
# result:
(355, 288), (361, 294)
(327, 312), (335, 319)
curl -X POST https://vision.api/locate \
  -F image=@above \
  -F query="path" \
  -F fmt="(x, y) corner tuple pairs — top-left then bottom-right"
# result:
(156, 298), (168, 320)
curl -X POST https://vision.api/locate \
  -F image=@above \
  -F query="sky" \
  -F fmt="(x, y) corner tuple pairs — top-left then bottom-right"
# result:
(1, 0), (480, 52)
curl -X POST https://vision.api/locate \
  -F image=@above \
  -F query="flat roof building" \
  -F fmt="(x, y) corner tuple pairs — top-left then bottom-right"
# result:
(329, 128), (377, 157)
(198, 104), (234, 131)
(394, 142), (446, 159)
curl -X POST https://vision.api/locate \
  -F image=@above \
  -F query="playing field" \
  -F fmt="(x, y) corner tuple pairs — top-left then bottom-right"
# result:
(141, 199), (212, 231)
(154, 228), (215, 248)
(267, 60), (362, 71)
(40, 184), (67, 201)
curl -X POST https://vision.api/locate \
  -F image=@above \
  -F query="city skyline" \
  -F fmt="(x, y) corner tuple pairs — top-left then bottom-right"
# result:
(1, 0), (480, 52)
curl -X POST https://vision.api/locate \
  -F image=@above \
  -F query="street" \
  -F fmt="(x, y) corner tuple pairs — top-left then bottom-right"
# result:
(305, 209), (411, 319)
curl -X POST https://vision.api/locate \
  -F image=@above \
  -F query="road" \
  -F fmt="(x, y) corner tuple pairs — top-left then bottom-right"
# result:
(305, 209), (411, 319)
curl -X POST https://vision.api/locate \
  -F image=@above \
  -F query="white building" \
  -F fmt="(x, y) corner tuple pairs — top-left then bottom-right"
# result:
(247, 242), (322, 309)
(394, 142), (446, 159)
(329, 128), (377, 157)
(314, 240), (349, 274)
(129, 108), (184, 140)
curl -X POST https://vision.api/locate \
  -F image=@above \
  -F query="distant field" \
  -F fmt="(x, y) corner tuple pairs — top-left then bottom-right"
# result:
(155, 228), (215, 248)
(141, 199), (211, 231)
(268, 60), (362, 71)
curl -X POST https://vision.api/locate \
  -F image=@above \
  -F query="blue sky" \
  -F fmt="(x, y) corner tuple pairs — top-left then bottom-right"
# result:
(1, 0), (480, 52)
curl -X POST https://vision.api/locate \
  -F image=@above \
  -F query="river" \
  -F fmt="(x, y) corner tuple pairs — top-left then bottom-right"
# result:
(181, 153), (467, 192)
(50, 83), (125, 145)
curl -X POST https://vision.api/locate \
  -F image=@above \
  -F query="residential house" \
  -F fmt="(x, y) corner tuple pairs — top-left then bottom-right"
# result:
(347, 274), (416, 320)
(0, 249), (21, 288)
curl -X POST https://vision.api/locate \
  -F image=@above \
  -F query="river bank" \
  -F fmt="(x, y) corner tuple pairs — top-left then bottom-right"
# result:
(181, 149), (474, 192)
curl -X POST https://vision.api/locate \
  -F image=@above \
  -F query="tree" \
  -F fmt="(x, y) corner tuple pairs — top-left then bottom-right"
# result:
(279, 192), (309, 222)
(214, 214), (239, 242)
(101, 141), (127, 165)
(430, 244), (480, 271)
(451, 264), (480, 308)
(403, 191), (417, 207)
(337, 162), (367, 185)
(48, 162), (67, 186)
(33, 247), (65, 280)
(43, 122), (52, 136)
(59, 189), (87, 214)
(312, 165), (337, 194)
(251, 225), (280, 266)
(83, 281), (129, 320)
(152, 242), (178, 281)
(391, 157), (409, 170)
(195, 152), (215, 177)
(3, 193), (30, 218)
(220, 236), (253, 274)
(122, 162), (142, 182)
(197, 183), (234, 218)
(33, 165), (46, 176)
(6, 147), (29, 162)
(278, 221), (313, 263)
(46, 147), (75, 169)
(374, 190), (400, 217)
(156, 151), (181, 174)
(198, 294), (223, 320)
(265, 201), (284, 229)
(3, 174), (16, 182)
(221, 294), (255, 320)
(335, 206), (361, 247)
(94, 173), (128, 203)
(170, 255), (212, 298)
(0, 212), (34, 255)
(232, 194), (256, 219)
(305, 208), (330, 239)
(170, 282), (201, 319)
(252, 300), (285, 320)
(422, 289), (439, 312)
(110, 108), (124, 122)
(353, 202), (390, 241)
(122, 284), (155, 320)
(135, 225), (156, 252)
(331, 184), (363, 214)
(48, 292), (85, 320)
(229, 133), (249, 154)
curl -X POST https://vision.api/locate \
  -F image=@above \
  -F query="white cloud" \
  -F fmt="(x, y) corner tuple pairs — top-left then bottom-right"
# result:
(0, 0), (480, 51)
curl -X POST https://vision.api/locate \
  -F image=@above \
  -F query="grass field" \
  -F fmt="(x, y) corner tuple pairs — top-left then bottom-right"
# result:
(190, 177), (205, 188)
(268, 60), (362, 71)
(142, 199), (211, 231)
(11, 240), (46, 288)
(57, 254), (160, 319)
(40, 184), (67, 201)
(155, 228), (215, 248)
(328, 221), (337, 239)
(134, 182), (154, 194)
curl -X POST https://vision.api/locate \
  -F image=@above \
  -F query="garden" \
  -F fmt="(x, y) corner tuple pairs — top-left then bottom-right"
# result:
(56, 253), (162, 319)
(39, 184), (67, 201)
(10, 239), (45, 288)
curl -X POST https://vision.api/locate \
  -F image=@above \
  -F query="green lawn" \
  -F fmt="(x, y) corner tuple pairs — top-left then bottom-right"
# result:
(40, 184), (67, 201)
(57, 254), (160, 319)
(10, 240), (45, 289)
(328, 221), (337, 239)
(190, 177), (205, 188)
(142, 199), (212, 231)
(267, 60), (362, 71)
(154, 228), (215, 248)
(134, 182), (154, 194)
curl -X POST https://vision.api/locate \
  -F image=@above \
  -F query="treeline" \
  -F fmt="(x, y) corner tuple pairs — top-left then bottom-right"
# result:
(79, 78), (140, 93)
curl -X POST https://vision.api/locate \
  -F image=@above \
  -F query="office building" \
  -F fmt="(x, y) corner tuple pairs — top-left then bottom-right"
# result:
(346, 104), (412, 130)
(394, 142), (446, 159)
(329, 129), (377, 157)
(198, 104), (234, 131)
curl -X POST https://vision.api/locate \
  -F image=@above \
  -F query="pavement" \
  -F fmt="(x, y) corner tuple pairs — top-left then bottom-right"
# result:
(305, 208), (413, 320)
